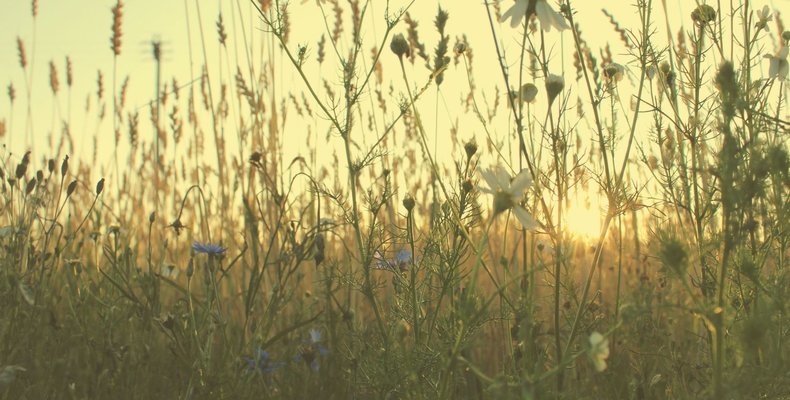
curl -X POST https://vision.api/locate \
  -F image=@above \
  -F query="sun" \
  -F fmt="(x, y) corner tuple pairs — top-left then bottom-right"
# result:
(564, 194), (604, 239)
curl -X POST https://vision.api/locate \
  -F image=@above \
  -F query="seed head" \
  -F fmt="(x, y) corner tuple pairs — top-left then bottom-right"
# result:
(691, 4), (716, 27)
(603, 63), (625, 83)
(15, 162), (27, 180)
(390, 33), (410, 60)
(25, 178), (36, 194)
(110, 0), (124, 56)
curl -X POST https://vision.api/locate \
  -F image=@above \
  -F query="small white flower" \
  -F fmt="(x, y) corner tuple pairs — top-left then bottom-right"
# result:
(500, 0), (569, 32)
(535, 0), (569, 32)
(0, 365), (25, 386)
(765, 46), (789, 80)
(756, 5), (772, 30)
(309, 328), (322, 343)
(479, 166), (538, 230)
(588, 331), (610, 372)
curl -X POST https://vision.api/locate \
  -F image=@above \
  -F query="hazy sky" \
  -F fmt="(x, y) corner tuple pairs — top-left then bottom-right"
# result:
(0, 0), (786, 161)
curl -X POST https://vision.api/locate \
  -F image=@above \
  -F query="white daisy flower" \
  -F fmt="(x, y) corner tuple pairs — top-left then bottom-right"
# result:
(588, 331), (610, 372)
(765, 46), (789, 80)
(479, 166), (539, 230)
(500, 0), (569, 32)
(756, 5), (772, 30)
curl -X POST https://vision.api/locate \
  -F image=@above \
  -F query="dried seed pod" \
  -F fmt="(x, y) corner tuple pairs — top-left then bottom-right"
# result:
(25, 178), (36, 194)
(67, 180), (77, 196)
(15, 163), (27, 179)
(61, 155), (69, 178)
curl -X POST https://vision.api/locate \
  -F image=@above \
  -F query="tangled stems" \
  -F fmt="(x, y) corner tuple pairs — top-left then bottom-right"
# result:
(559, 0), (653, 384)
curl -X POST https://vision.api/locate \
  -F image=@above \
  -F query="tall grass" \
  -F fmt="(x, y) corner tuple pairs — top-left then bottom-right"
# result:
(0, 0), (788, 399)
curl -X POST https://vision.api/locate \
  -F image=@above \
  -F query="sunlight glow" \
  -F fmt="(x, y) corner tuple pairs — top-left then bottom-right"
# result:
(565, 195), (603, 239)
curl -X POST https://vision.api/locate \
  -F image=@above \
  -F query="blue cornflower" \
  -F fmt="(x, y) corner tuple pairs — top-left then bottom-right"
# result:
(374, 249), (418, 273)
(295, 329), (329, 371)
(243, 348), (285, 375)
(192, 241), (227, 255)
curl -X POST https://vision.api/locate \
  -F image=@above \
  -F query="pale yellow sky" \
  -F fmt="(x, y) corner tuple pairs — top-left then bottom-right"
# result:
(0, 0), (787, 230)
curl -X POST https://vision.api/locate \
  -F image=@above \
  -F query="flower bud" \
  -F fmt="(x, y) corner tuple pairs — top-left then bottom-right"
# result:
(519, 83), (538, 103)
(66, 180), (77, 196)
(545, 74), (565, 105)
(25, 178), (36, 194)
(454, 41), (467, 55)
(61, 155), (69, 178)
(96, 178), (105, 195)
(390, 33), (410, 60)
(402, 195), (415, 212)
(15, 162), (26, 179)
(462, 179), (473, 193)
(464, 140), (478, 159)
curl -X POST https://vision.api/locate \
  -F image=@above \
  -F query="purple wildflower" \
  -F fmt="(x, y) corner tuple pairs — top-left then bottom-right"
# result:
(243, 348), (285, 375)
(295, 329), (329, 371)
(374, 249), (418, 273)
(191, 241), (227, 255)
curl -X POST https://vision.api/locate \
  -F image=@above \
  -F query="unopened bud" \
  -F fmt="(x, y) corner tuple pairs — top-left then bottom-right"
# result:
(66, 180), (77, 196)
(25, 178), (36, 194)
(545, 74), (565, 105)
(61, 155), (69, 178)
(402, 195), (415, 212)
(454, 41), (467, 55)
(464, 140), (478, 159)
(390, 33), (410, 59)
(96, 178), (105, 195)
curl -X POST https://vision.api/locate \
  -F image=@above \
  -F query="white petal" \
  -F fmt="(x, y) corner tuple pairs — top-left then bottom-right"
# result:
(513, 207), (539, 230)
(500, 0), (529, 28)
(589, 331), (604, 346)
(478, 186), (496, 195)
(509, 169), (533, 195)
(769, 58), (780, 78)
(535, 1), (569, 32)
(593, 357), (608, 372)
(480, 168), (505, 192)
(493, 166), (513, 190)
